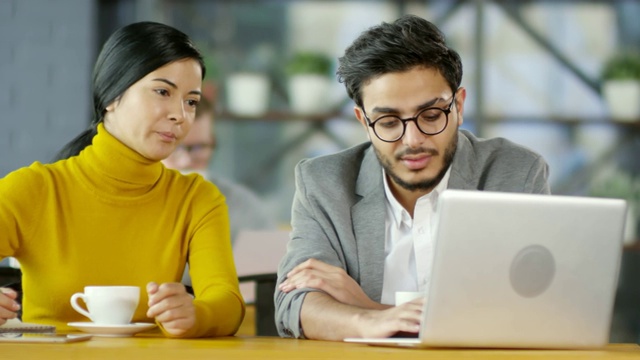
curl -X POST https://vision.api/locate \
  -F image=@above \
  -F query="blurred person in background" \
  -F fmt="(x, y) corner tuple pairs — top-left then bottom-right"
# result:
(162, 96), (277, 288)
(163, 96), (277, 244)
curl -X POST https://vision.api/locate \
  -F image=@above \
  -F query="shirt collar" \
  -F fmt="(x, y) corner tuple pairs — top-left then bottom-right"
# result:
(383, 166), (452, 228)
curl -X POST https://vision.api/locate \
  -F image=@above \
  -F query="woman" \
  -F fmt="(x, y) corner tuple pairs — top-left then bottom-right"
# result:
(0, 21), (244, 338)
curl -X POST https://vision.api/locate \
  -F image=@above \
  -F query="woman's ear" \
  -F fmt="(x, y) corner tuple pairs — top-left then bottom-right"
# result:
(105, 96), (122, 112)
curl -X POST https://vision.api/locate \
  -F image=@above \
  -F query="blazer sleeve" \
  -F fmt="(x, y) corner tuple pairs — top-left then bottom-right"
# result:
(524, 155), (551, 194)
(274, 159), (343, 339)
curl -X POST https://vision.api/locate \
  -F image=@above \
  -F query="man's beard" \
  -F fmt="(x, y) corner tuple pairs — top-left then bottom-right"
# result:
(374, 133), (458, 192)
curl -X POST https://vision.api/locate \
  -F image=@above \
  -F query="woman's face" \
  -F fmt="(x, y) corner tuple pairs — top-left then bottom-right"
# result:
(103, 58), (203, 161)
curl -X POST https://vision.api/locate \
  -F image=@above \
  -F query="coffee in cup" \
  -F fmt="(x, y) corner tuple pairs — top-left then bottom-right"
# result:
(70, 286), (140, 325)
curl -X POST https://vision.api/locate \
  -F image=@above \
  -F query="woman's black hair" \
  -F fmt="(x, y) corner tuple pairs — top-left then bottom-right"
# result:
(54, 21), (206, 161)
(337, 15), (462, 108)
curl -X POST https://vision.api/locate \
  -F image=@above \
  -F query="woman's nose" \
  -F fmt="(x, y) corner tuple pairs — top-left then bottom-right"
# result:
(169, 100), (187, 123)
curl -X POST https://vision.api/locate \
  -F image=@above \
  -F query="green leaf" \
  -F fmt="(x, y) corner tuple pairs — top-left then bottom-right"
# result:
(285, 52), (333, 76)
(602, 51), (640, 80)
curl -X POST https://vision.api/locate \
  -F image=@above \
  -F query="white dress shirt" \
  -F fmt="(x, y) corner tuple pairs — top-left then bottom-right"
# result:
(380, 168), (451, 305)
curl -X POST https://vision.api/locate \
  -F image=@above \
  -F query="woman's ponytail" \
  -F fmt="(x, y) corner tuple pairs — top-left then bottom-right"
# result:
(52, 125), (98, 161)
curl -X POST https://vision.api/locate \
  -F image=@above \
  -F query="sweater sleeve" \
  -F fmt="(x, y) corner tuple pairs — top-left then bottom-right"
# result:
(0, 164), (45, 260)
(169, 181), (245, 338)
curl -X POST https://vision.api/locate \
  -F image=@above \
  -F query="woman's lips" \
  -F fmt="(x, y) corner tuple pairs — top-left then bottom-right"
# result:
(157, 131), (177, 142)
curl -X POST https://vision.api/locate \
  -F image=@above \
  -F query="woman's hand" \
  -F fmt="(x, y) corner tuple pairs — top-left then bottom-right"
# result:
(0, 288), (20, 325)
(146, 282), (195, 337)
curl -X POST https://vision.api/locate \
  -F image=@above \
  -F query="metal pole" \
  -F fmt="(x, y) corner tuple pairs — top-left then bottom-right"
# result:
(474, 0), (486, 137)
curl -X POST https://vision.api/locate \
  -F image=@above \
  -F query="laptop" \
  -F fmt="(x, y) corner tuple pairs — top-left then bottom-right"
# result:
(345, 190), (627, 349)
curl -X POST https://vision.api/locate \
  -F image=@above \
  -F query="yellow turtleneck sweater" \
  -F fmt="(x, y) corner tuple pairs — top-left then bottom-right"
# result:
(0, 124), (244, 338)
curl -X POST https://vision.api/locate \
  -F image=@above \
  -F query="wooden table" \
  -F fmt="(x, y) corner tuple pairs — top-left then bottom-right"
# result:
(4, 335), (640, 360)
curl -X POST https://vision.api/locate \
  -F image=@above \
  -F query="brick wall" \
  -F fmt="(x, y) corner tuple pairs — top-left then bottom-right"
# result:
(0, 0), (96, 177)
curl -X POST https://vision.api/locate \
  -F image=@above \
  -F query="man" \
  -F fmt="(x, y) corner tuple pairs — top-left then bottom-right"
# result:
(163, 96), (276, 244)
(275, 15), (550, 341)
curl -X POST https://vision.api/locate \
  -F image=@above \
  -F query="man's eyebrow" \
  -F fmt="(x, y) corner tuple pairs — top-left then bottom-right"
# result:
(152, 78), (202, 96)
(415, 97), (446, 111)
(371, 97), (444, 114)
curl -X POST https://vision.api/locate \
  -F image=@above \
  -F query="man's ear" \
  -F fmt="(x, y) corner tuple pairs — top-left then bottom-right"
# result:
(354, 106), (368, 130)
(455, 87), (467, 126)
(353, 106), (373, 141)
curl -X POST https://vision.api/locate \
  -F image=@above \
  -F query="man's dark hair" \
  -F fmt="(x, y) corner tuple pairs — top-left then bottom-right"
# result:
(337, 15), (463, 108)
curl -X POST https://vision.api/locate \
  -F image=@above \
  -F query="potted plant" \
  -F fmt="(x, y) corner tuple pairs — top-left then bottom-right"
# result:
(285, 51), (333, 115)
(225, 45), (274, 117)
(601, 51), (640, 121)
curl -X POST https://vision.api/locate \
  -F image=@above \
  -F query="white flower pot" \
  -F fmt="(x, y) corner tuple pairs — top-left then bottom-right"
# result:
(602, 80), (640, 121)
(288, 74), (331, 115)
(226, 73), (270, 117)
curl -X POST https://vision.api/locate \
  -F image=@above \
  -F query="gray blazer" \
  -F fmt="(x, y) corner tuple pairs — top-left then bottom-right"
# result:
(275, 130), (550, 338)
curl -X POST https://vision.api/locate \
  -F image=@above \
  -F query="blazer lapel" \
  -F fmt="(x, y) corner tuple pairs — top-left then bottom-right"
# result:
(352, 146), (386, 302)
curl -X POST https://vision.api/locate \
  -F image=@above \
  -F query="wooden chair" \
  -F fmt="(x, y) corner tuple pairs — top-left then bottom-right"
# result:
(233, 230), (290, 336)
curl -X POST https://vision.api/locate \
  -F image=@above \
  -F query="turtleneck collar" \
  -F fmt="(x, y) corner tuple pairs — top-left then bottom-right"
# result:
(76, 123), (164, 198)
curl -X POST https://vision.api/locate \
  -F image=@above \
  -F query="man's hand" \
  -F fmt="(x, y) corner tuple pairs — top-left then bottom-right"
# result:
(355, 297), (425, 338)
(0, 288), (20, 325)
(146, 282), (195, 337)
(299, 291), (424, 340)
(279, 258), (385, 310)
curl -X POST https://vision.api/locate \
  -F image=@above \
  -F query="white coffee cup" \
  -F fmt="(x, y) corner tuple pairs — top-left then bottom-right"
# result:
(70, 286), (140, 325)
(395, 291), (424, 306)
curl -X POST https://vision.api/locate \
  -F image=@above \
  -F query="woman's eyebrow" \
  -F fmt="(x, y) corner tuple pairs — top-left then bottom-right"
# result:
(152, 78), (202, 96)
(153, 78), (178, 88)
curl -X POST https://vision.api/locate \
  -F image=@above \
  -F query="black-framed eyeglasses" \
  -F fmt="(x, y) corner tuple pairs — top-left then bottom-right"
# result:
(362, 92), (457, 143)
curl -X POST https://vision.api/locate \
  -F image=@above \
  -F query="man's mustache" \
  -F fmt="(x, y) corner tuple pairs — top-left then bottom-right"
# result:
(395, 147), (438, 159)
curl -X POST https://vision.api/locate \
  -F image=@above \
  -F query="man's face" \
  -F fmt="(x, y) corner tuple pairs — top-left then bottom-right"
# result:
(355, 66), (466, 194)
(162, 111), (215, 172)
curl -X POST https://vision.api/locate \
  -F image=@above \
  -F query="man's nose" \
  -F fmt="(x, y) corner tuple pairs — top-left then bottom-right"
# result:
(402, 120), (425, 148)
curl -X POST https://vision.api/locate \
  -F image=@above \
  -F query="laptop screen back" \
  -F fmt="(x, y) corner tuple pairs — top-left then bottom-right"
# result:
(421, 190), (626, 349)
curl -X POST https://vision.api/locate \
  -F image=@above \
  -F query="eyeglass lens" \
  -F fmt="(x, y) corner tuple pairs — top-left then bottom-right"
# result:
(372, 107), (449, 142)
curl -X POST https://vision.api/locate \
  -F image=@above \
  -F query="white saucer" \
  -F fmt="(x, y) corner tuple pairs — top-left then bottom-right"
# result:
(67, 322), (157, 337)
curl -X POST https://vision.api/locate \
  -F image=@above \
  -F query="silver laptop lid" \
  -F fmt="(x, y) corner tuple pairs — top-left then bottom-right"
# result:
(421, 190), (626, 349)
